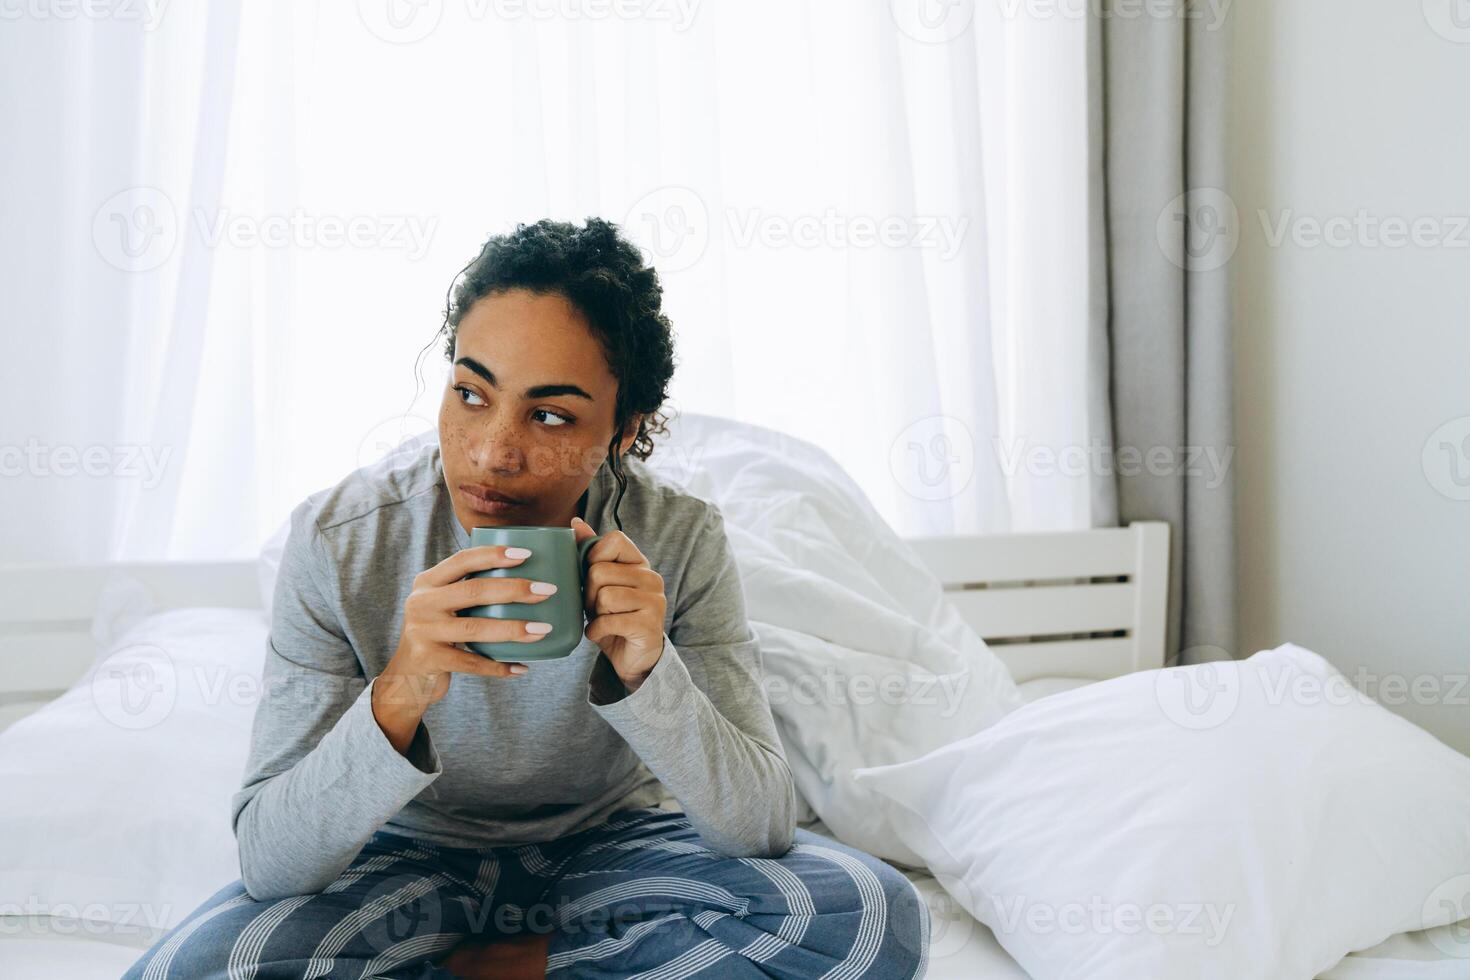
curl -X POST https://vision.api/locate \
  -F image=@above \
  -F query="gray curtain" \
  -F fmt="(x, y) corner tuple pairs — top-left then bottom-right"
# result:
(1086, 1), (1237, 666)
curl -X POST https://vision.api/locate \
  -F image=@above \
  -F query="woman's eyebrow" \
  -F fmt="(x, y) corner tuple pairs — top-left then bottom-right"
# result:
(454, 356), (595, 401)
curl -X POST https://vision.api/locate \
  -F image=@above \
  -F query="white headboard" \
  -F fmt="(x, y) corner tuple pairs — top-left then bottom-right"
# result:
(0, 521), (1169, 726)
(906, 521), (1170, 683)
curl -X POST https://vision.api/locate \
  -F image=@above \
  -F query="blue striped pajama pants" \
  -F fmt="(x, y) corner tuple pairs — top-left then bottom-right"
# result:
(122, 807), (930, 979)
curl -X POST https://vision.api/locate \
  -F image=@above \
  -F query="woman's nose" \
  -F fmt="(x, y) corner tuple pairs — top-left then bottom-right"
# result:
(465, 421), (523, 474)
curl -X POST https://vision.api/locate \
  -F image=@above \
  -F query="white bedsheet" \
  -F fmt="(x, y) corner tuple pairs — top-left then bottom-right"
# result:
(7, 893), (1466, 980)
(796, 829), (1470, 979)
(0, 921), (154, 980)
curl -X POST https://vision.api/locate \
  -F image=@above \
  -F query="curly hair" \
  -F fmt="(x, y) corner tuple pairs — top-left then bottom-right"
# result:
(432, 217), (677, 531)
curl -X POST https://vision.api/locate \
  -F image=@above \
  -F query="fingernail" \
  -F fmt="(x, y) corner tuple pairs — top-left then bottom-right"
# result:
(506, 547), (532, 559)
(529, 581), (558, 595)
(509, 664), (529, 675)
(525, 622), (553, 634)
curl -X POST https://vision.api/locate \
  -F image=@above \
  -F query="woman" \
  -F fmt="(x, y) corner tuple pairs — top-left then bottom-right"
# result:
(124, 218), (929, 979)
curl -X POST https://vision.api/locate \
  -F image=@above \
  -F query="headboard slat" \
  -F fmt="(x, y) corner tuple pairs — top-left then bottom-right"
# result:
(990, 637), (1141, 684)
(906, 525), (1144, 584)
(947, 583), (1136, 640)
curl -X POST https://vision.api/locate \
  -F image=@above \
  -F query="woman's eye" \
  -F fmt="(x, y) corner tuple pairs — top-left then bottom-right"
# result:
(454, 386), (569, 426)
(454, 385), (486, 407)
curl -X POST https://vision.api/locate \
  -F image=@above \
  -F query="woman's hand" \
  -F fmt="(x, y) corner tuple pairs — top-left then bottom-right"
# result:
(373, 545), (558, 755)
(571, 515), (667, 695)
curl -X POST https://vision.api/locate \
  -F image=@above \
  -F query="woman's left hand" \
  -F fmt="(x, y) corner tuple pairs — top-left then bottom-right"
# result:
(571, 515), (666, 694)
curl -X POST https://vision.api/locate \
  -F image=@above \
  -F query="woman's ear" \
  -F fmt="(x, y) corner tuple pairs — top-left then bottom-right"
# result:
(617, 414), (643, 455)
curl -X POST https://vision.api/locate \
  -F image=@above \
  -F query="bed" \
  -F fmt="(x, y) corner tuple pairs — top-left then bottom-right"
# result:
(1, 522), (1467, 978)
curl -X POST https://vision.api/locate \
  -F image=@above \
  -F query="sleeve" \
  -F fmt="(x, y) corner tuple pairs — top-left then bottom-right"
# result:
(230, 500), (443, 900)
(587, 504), (798, 858)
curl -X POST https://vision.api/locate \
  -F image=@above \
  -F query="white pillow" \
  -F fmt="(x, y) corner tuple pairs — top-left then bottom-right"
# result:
(853, 644), (1470, 979)
(0, 609), (265, 934)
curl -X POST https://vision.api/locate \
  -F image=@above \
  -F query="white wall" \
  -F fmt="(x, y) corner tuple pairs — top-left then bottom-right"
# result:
(1232, 0), (1470, 754)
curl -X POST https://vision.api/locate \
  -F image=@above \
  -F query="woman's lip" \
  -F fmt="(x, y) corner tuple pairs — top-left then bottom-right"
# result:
(460, 486), (524, 513)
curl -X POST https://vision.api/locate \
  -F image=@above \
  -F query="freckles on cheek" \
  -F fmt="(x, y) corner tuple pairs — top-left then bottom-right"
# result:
(438, 417), (471, 468)
(575, 446), (607, 484)
(571, 442), (593, 462)
(570, 444), (606, 481)
(523, 445), (581, 482)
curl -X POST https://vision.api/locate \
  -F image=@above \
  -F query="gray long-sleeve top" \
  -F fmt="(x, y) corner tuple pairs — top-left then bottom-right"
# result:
(232, 441), (797, 900)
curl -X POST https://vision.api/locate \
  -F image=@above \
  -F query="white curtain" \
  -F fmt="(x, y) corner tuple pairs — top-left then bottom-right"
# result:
(0, 0), (1095, 563)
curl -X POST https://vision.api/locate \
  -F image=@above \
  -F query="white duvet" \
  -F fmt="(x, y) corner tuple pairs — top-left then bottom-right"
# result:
(646, 414), (1023, 866)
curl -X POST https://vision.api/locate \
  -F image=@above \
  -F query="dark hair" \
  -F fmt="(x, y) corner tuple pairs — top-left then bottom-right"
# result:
(429, 218), (676, 531)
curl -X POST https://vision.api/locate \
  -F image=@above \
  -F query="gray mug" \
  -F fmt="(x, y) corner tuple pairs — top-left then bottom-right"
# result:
(456, 525), (602, 661)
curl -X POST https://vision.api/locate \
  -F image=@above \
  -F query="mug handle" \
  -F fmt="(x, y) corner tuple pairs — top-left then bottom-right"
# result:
(577, 534), (602, 625)
(577, 533), (602, 578)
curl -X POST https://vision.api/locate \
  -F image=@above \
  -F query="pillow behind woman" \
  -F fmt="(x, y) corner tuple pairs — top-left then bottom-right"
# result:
(644, 412), (1024, 866)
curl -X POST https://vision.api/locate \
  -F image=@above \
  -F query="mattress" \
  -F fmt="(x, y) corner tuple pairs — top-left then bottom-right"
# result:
(787, 832), (1470, 979)
(6, 880), (1468, 980)
(0, 917), (157, 979)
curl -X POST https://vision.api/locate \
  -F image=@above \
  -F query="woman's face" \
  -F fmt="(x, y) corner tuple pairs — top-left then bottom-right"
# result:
(439, 288), (637, 531)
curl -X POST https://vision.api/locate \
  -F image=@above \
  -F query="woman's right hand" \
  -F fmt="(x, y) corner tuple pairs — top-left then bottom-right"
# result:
(372, 544), (558, 755)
